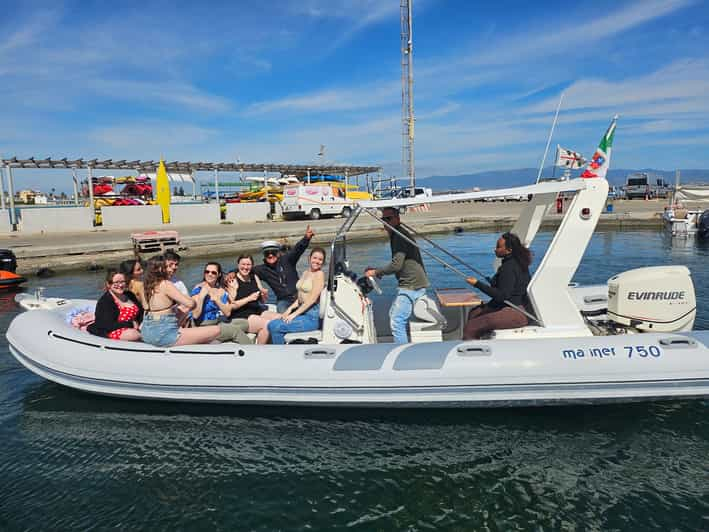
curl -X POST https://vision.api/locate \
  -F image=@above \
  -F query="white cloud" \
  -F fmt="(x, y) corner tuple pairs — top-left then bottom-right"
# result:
(87, 79), (233, 113)
(0, 8), (58, 55)
(527, 59), (709, 114)
(245, 80), (399, 115)
(88, 122), (219, 158)
(471, 0), (695, 66)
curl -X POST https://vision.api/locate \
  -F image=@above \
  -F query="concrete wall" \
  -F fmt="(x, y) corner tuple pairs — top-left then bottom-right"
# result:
(225, 202), (270, 223)
(19, 206), (94, 233)
(169, 204), (220, 226)
(0, 210), (11, 233)
(101, 205), (163, 230)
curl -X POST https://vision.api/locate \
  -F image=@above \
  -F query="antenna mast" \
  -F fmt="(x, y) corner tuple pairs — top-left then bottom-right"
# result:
(401, 0), (415, 192)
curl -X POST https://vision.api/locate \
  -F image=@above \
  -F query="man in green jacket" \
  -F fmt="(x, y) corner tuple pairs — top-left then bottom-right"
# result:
(365, 207), (429, 343)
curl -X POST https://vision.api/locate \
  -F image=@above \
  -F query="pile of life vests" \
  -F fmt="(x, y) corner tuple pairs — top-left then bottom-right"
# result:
(91, 176), (154, 207)
(91, 176), (157, 224)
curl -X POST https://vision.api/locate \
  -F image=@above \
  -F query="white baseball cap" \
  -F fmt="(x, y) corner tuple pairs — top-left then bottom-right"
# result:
(261, 240), (281, 254)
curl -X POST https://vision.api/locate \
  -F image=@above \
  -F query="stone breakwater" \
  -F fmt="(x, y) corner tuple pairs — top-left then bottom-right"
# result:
(0, 200), (664, 275)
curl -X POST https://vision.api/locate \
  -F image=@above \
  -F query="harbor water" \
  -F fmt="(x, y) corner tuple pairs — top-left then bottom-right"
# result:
(1, 229), (708, 530)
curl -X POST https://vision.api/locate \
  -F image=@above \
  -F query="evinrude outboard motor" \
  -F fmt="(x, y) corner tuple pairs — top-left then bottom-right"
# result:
(698, 210), (709, 240)
(0, 249), (18, 273)
(608, 266), (696, 332)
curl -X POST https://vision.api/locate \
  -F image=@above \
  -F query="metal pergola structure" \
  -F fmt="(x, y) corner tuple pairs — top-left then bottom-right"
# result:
(0, 157), (382, 230)
(0, 157), (380, 175)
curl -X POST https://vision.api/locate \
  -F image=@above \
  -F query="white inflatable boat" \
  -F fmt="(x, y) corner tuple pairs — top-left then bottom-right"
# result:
(6, 118), (709, 407)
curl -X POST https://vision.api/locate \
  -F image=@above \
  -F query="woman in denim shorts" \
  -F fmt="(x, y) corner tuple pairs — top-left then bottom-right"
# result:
(141, 257), (220, 347)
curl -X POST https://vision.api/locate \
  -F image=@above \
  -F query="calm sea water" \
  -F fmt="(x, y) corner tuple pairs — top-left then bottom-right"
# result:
(1, 230), (707, 530)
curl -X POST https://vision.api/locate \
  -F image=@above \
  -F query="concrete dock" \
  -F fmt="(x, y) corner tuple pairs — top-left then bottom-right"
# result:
(0, 199), (665, 275)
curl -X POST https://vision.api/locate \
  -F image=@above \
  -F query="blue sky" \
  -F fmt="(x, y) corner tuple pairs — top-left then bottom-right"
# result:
(1, 0), (708, 191)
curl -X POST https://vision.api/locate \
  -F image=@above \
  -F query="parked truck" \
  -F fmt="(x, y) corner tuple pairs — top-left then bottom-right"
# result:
(624, 173), (672, 199)
(281, 183), (357, 220)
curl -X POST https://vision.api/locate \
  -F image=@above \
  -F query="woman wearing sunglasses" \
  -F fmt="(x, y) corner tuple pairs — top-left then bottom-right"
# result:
(88, 269), (143, 341)
(191, 262), (231, 325)
(192, 261), (252, 344)
(141, 257), (220, 347)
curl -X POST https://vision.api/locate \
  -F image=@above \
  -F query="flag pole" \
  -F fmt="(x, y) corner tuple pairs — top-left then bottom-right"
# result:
(536, 91), (564, 184)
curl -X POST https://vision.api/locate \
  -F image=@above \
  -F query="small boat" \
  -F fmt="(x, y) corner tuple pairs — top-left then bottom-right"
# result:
(0, 249), (26, 289)
(663, 182), (709, 238)
(0, 271), (27, 289)
(662, 207), (706, 237)
(6, 118), (709, 407)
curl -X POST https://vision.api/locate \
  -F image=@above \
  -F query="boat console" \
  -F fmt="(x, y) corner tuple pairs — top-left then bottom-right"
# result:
(283, 265), (454, 345)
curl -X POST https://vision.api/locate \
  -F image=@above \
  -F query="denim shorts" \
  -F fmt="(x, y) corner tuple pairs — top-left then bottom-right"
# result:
(141, 313), (180, 347)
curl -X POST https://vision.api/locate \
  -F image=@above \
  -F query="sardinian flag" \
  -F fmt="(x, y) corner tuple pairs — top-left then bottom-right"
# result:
(581, 115), (618, 179)
(556, 146), (586, 169)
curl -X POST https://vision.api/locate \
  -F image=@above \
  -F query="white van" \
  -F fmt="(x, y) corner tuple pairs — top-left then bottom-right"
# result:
(281, 184), (357, 220)
(396, 187), (432, 200)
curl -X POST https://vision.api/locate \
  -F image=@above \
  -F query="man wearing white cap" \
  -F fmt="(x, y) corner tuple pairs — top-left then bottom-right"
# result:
(254, 225), (315, 313)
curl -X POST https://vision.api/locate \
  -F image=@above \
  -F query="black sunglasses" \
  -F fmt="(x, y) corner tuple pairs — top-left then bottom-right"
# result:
(264, 251), (278, 257)
(204, 269), (219, 275)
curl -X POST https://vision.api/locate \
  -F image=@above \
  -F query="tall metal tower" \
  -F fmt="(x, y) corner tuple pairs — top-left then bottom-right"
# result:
(400, 0), (415, 191)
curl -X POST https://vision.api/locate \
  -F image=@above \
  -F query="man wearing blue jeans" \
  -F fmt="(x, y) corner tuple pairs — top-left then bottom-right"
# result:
(365, 207), (429, 344)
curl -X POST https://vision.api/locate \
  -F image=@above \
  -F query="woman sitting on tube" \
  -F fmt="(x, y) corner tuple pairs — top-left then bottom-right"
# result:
(267, 247), (326, 344)
(192, 261), (253, 344)
(141, 257), (220, 347)
(191, 262), (232, 325)
(88, 268), (143, 341)
(463, 232), (533, 340)
(224, 255), (280, 344)
(119, 258), (145, 298)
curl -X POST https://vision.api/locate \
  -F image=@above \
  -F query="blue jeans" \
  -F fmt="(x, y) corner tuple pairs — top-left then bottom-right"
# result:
(277, 299), (295, 314)
(390, 288), (427, 344)
(268, 304), (320, 344)
(141, 313), (180, 347)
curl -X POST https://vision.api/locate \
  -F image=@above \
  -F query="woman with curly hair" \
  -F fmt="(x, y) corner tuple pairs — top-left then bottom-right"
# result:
(463, 232), (534, 340)
(140, 256), (219, 347)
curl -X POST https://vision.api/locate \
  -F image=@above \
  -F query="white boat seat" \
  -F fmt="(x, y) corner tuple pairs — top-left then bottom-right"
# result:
(282, 290), (329, 344)
(409, 295), (447, 332)
(281, 330), (323, 343)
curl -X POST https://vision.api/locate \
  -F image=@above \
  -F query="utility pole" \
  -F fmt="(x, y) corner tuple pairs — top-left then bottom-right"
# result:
(401, 0), (415, 192)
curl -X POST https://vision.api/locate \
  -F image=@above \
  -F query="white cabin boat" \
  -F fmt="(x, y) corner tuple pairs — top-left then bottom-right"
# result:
(6, 119), (709, 407)
(662, 207), (705, 237)
(663, 185), (709, 238)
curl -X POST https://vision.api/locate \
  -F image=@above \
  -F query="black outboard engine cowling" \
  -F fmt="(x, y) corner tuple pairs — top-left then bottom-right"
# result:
(698, 210), (709, 240)
(0, 249), (18, 273)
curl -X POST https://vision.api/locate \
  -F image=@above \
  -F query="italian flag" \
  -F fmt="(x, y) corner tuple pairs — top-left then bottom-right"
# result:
(581, 115), (618, 179)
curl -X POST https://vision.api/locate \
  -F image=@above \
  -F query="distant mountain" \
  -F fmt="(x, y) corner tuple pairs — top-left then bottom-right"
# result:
(418, 168), (709, 192)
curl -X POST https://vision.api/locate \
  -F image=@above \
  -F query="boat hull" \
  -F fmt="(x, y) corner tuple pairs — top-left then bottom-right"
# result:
(0, 270), (26, 289)
(7, 300), (709, 407)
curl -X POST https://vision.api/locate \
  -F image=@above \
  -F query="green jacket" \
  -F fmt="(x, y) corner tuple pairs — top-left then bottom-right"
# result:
(376, 226), (429, 290)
